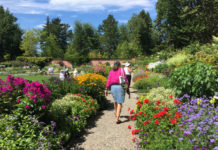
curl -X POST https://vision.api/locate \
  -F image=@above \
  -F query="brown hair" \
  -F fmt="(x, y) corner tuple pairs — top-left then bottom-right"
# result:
(112, 61), (121, 71)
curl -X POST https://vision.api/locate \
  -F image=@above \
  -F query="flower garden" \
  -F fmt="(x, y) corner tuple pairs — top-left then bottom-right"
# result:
(0, 37), (218, 150)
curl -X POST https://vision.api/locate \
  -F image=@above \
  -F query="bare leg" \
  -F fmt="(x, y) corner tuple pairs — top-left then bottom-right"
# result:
(114, 102), (117, 117)
(116, 103), (122, 122)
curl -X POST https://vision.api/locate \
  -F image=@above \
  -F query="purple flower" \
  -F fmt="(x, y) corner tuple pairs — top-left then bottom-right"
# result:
(210, 139), (215, 143)
(179, 138), (184, 141)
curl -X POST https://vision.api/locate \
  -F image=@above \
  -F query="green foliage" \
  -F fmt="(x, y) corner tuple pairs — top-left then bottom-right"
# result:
(133, 73), (168, 92)
(16, 56), (51, 68)
(20, 29), (39, 57)
(166, 53), (190, 67)
(44, 77), (80, 101)
(153, 63), (169, 73)
(128, 10), (154, 55)
(98, 14), (119, 58)
(148, 87), (176, 106)
(0, 6), (22, 61)
(155, 0), (218, 48)
(169, 62), (218, 97)
(0, 115), (63, 150)
(49, 94), (99, 139)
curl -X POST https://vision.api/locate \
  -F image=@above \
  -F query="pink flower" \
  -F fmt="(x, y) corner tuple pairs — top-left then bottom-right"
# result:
(41, 105), (46, 109)
(25, 105), (31, 109)
(16, 99), (20, 103)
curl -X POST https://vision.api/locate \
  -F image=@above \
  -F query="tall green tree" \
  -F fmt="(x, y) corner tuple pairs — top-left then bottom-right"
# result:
(98, 14), (119, 58)
(42, 33), (63, 58)
(155, 0), (218, 48)
(0, 6), (22, 61)
(128, 10), (154, 55)
(20, 29), (39, 56)
(72, 21), (99, 56)
(40, 17), (72, 58)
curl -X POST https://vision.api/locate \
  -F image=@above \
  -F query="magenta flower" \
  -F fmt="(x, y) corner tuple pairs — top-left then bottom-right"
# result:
(25, 105), (31, 109)
(41, 105), (46, 109)
(16, 99), (20, 103)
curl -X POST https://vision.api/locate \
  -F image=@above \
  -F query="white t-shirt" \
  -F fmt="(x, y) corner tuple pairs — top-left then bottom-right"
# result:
(124, 66), (131, 75)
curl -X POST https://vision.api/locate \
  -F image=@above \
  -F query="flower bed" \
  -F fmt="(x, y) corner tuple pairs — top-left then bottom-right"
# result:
(129, 95), (217, 149)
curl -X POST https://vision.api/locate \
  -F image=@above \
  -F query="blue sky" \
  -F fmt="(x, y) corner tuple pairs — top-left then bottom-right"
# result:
(0, 0), (157, 30)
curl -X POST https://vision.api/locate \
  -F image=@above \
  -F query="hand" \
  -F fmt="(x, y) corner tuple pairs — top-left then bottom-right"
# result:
(105, 89), (108, 96)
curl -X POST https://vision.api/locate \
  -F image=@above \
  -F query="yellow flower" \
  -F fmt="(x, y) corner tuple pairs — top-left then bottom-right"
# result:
(210, 98), (215, 104)
(197, 98), (202, 105)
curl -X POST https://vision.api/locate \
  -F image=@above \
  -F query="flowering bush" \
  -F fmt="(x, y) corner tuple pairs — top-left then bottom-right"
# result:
(49, 94), (99, 142)
(129, 96), (183, 149)
(75, 73), (108, 109)
(0, 114), (63, 150)
(15, 81), (52, 117)
(0, 75), (28, 113)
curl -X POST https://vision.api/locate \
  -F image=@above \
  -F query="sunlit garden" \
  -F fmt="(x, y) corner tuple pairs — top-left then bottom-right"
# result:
(1, 0), (218, 149)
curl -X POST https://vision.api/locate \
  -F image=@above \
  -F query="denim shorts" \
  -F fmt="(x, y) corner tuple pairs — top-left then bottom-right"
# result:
(111, 84), (125, 103)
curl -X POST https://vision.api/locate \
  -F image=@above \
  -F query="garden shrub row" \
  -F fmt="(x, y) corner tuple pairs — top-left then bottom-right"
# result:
(16, 56), (52, 68)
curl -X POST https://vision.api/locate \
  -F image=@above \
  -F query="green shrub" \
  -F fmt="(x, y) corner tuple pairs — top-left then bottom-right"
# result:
(44, 77), (80, 101)
(169, 62), (218, 97)
(133, 73), (169, 93)
(49, 94), (99, 141)
(166, 53), (190, 67)
(0, 114), (63, 150)
(153, 63), (169, 73)
(148, 87), (176, 106)
(16, 56), (52, 68)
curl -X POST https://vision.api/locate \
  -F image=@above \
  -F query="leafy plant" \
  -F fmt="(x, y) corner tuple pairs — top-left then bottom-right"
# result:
(153, 63), (169, 73)
(169, 62), (218, 98)
(133, 73), (169, 92)
(0, 114), (63, 150)
(166, 53), (190, 67)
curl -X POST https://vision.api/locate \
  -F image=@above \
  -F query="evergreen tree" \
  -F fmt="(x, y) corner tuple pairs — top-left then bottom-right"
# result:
(20, 29), (39, 56)
(98, 14), (119, 58)
(0, 6), (22, 61)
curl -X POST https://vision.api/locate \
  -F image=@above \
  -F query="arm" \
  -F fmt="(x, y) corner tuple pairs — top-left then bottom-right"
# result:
(105, 71), (112, 96)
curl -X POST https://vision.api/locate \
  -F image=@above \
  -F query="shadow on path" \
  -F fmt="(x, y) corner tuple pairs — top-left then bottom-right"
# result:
(65, 101), (114, 150)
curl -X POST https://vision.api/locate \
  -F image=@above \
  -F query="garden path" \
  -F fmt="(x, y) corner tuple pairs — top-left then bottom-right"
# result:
(68, 87), (139, 150)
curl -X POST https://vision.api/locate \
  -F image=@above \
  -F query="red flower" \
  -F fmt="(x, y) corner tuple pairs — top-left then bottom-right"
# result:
(174, 112), (182, 119)
(128, 107), (130, 111)
(156, 100), (160, 105)
(170, 118), (177, 124)
(129, 116), (131, 120)
(132, 116), (136, 121)
(155, 106), (159, 110)
(162, 101), (165, 105)
(154, 120), (159, 125)
(166, 113), (171, 117)
(130, 110), (134, 114)
(144, 99), (149, 104)
(132, 129), (140, 135)
(164, 107), (169, 111)
(145, 75), (148, 78)
(136, 100), (141, 105)
(144, 120), (149, 125)
(144, 113), (147, 115)
(174, 99), (182, 105)
(128, 125), (131, 129)
(132, 137), (136, 142)
(169, 95), (173, 99)
(138, 111), (143, 115)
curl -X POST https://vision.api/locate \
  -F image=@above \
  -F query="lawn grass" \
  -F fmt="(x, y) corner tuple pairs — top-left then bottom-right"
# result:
(0, 74), (57, 83)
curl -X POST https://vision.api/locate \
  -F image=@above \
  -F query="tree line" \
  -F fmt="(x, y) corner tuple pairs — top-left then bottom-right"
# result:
(0, 0), (217, 63)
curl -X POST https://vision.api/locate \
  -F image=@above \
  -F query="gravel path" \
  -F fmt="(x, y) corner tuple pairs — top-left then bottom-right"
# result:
(67, 88), (139, 150)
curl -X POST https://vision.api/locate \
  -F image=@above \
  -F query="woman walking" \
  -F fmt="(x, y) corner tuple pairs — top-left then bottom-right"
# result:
(105, 61), (129, 124)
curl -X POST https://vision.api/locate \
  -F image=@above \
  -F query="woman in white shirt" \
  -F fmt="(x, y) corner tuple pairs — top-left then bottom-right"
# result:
(124, 62), (133, 87)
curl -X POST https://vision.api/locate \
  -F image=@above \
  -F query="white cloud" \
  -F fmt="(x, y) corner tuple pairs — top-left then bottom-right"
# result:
(36, 24), (45, 29)
(0, 0), (156, 14)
